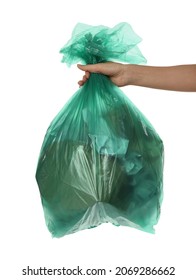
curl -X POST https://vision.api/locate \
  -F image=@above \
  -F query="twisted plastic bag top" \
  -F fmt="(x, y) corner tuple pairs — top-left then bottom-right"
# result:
(60, 22), (147, 65)
(36, 22), (163, 238)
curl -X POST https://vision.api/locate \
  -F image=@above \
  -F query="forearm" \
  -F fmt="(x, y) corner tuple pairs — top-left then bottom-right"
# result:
(126, 64), (196, 92)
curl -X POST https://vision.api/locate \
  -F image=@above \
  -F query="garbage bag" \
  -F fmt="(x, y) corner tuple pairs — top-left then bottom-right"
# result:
(35, 22), (164, 237)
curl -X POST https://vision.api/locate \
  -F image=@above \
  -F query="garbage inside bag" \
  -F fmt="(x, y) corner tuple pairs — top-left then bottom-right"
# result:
(35, 22), (164, 237)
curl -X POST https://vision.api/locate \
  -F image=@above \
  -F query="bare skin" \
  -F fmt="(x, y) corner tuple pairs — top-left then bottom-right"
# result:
(77, 62), (196, 92)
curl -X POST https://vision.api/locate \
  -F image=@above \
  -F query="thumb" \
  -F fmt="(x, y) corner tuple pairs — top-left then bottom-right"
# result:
(77, 64), (99, 73)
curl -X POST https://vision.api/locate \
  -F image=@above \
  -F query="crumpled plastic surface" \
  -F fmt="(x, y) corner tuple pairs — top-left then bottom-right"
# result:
(35, 22), (164, 237)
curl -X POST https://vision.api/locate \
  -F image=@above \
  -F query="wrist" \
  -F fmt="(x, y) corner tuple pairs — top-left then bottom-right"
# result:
(124, 64), (141, 86)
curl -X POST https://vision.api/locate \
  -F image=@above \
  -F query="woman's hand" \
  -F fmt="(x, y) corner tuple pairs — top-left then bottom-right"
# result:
(77, 62), (129, 87)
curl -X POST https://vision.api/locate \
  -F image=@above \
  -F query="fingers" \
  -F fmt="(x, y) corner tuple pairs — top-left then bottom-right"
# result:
(85, 71), (90, 79)
(78, 80), (84, 87)
(77, 63), (104, 87)
(77, 64), (101, 86)
(78, 71), (90, 87)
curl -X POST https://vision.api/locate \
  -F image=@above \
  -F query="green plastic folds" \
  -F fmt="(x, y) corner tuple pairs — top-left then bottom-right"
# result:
(36, 23), (164, 237)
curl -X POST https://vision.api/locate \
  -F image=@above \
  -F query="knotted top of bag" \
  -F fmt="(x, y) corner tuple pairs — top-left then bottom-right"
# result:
(60, 22), (146, 66)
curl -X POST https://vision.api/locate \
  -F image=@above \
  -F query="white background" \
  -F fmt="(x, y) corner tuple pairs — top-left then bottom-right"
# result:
(1, 0), (196, 279)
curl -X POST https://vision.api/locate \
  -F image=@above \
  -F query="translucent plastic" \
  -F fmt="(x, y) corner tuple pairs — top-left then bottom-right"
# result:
(36, 23), (164, 237)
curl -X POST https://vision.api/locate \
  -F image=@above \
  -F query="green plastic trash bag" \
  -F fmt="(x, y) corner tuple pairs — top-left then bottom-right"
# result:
(35, 22), (164, 237)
